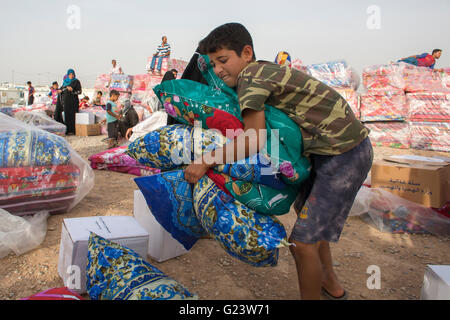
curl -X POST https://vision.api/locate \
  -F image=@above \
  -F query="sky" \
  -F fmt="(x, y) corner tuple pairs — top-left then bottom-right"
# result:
(0, 0), (449, 88)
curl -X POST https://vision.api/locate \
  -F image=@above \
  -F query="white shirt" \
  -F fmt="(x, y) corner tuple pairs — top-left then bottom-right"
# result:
(110, 64), (123, 75)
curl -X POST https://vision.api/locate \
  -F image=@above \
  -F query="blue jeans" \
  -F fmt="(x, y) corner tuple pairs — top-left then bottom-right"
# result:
(150, 55), (168, 71)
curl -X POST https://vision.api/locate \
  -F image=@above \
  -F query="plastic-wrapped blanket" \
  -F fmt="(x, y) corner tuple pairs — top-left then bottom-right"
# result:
(335, 88), (360, 119)
(362, 63), (405, 93)
(89, 146), (160, 177)
(94, 74), (110, 92)
(403, 64), (449, 93)
(306, 60), (357, 89)
(360, 91), (408, 122)
(12, 104), (49, 114)
(409, 121), (450, 152)
(407, 92), (449, 122)
(15, 111), (66, 135)
(364, 121), (410, 149)
(0, 113), (94, 216)
(169, 59), (188, 77)
(109, 74), (133, 92)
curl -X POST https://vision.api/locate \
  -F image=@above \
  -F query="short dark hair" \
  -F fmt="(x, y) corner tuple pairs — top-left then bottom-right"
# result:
(97, 91), (103, 95)
(52, 81), (58, 86)
(432, 49), (442, 55)
(198, 23), (256, 59)
(110, 90), (120, 97)
(27, 81), (32, 85)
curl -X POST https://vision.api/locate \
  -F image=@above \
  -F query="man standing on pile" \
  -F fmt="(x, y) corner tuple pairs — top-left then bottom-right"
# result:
(398, 49), (444, 72)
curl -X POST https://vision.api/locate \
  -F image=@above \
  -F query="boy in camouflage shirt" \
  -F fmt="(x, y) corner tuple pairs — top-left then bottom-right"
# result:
(184, 23), (373, 300)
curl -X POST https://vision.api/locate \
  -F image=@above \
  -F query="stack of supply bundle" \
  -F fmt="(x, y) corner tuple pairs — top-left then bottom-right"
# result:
(407, 92), (450, 152)
(109, 74), (133, 92)
(0, 113), (94, 216)
(403, 64), (448, 93)
(362, 64), (409, 148)
(306, 60), (360, 119)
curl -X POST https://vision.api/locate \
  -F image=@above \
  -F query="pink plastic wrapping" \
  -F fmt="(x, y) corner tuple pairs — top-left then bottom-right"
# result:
(94, 74), (111, 92)
(362, 63), (405, 93)
(0, 113), (94, 216)
(350, 186), (450, 236)
(12, 104), (49, 114)
(14, 111), (66, 136)
(365, 121), (410, 149)
(360, 91), (408, 122)
(409, 121), (450, 152)
(88, 146), (160, 177)
(306, 60), (357, 89)
(407, 92), (450, 122)
(402, 64), (449, 93)
(132, 74), (151, 92)
(169, 59), (188, 77)
(335, 88), (360, 119)
(146, 56), (170, 74)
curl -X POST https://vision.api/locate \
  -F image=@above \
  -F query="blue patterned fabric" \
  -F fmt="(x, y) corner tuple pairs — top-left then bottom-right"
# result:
(134, 170), (207, 250)
(86, 233), (198, 300)
(0, 130), (70, 167)
(193, 175), (289, 267)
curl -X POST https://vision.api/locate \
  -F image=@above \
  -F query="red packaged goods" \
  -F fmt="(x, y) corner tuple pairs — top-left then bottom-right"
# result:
(407, 92), (450, 122)
(365, 121), (410, 149)
(335, 88), (360, 119)
(360, 91), (408, 122)
(410, 121), (450, 152)
(132, 74), (151, 91)
(402, 64), (448, 93)
(362, 63), (405, 93)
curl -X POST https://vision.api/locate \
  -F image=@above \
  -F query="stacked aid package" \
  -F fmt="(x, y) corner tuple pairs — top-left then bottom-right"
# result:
(0, 113), (94, 216)
(305, 60), (360, 119)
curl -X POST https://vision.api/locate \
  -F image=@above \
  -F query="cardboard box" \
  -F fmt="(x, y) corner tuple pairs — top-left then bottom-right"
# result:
(133, 190), (188, 262)
(75, 123), (101, 136)
(371, 155), (450, 208)
(76, 112), (95, 125)
(420, 265), (450, 300)
(57, 216), (149, 294)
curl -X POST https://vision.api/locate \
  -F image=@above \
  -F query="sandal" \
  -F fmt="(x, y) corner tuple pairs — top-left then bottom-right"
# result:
(321, 288), (348, 300)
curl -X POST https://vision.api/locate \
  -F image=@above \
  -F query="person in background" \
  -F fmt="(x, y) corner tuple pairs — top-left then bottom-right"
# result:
(149, 36), (171, 75)
(60, 69), (82, 136)
(161, 69), (178, 82)
(398, 49), (443, 72)
(274, 51), (292, 68)
(106, 59), (124, 88)
(27, 81), (35, 106)
(79, 96), (90, 110)
(92, 91), (106, 109)
(119, 100), (139, 141)
(46, 81), (59, 118)
(106, 90), (122, 148)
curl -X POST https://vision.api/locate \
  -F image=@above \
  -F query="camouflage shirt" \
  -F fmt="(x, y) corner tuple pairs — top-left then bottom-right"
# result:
(237, 61), (369, 156)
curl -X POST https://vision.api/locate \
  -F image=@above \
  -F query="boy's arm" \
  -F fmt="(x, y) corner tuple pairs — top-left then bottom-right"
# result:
(106, 103), (121, 120)
(184, 109), (266, 184)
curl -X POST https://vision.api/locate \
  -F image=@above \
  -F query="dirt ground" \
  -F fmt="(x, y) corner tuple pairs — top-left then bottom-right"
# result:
(0, 135), (449, 300)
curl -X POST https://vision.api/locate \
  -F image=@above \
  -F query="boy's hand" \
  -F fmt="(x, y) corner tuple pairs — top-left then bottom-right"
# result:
(184, 161), (212, 184)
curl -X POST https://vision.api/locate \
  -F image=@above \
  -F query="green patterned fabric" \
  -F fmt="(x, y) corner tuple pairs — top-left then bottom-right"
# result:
(86, 233), (198, 300)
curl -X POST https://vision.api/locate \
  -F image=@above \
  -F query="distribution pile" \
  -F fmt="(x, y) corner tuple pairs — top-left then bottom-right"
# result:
(361, 63), (449, 151)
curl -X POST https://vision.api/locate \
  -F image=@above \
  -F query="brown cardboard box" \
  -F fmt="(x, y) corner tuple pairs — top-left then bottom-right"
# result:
(371, 155), (450, 208)
(75, 124), (101, 137)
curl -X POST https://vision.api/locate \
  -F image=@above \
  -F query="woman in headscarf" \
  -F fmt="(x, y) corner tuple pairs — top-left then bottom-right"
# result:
(60, 69), (82, 135)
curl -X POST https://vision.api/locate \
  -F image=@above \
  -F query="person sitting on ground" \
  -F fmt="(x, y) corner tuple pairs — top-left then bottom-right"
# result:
(149, 36), (171, 75)
(183, 22), (373, 300)
(398, 49), (443, 72)
(79, 96), (90, 110)
(118, 100), (139, 141)
(92, 91), (105, 109)
(106, 90), (122, 149)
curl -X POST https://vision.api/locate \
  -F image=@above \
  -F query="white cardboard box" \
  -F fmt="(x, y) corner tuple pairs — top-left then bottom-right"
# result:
(76, 112), (95, 125)
(133, 190), (188, 262)
(420, 265), (450, 300)
(57, 216), (149, 294)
